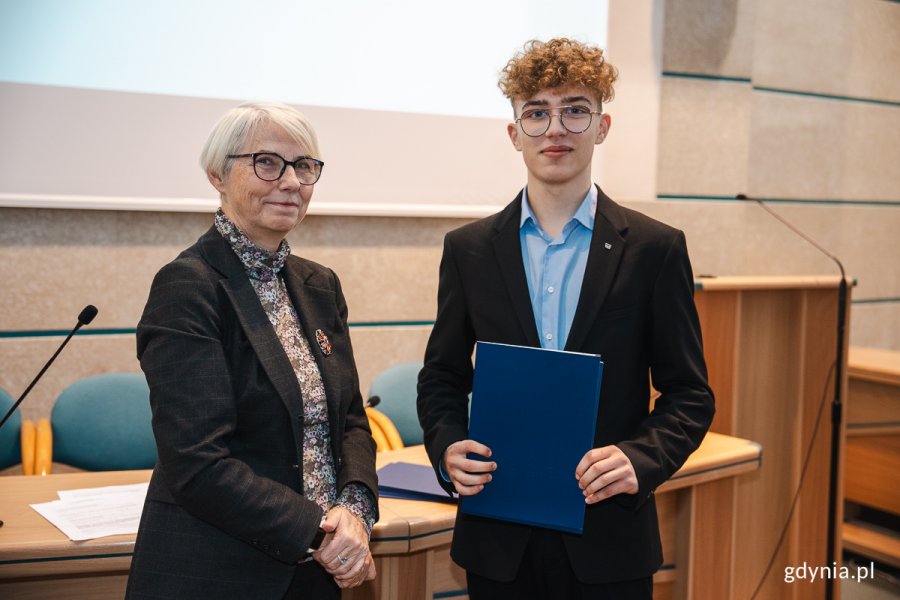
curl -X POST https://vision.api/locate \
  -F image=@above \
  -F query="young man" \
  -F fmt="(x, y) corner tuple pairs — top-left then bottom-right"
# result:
(417, 39), (715, 599)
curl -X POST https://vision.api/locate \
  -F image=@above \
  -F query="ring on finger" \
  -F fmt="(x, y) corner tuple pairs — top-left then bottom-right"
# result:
(337, 555), (349, 565)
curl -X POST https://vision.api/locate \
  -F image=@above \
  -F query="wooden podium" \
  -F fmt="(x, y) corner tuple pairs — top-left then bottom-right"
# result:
(694, 276), (850, 599)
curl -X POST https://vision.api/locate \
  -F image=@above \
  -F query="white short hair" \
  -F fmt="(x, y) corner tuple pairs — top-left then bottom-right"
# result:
(200, 102), (321, 178)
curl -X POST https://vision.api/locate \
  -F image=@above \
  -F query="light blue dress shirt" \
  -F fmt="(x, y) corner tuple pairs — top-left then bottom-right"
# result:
(519, 186), (596, 350)
(440, 186), (597, 483)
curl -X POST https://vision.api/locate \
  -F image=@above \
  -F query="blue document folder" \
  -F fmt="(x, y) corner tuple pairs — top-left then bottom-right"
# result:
(460, 341), (603, 534)
(377, 461), (457, 503)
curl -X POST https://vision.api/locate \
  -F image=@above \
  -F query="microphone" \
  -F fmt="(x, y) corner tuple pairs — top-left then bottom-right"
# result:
(739, 194), (847, 600)
(78, 305), (99, 326)
(0, 305), (99, 430)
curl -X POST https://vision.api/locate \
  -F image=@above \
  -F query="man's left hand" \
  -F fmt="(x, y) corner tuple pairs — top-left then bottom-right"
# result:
(575, 445), (639, 504)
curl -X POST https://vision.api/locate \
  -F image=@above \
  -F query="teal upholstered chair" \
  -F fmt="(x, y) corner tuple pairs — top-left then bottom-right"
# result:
(367, 362), (424, 446)
(51, 372), (156, 471)
(0, 388), (22, 470)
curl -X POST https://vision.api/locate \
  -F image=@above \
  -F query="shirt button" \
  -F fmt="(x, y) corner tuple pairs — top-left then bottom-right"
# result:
(547, 286), (555, 294)
(545, 333), (553, 341)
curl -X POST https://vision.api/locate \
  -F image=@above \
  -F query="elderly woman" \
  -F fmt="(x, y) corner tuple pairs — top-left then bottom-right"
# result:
(126, 102), (377, 599)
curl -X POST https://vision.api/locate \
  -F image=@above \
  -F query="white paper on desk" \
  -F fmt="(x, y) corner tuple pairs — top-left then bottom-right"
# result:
(58, 482), (149, 500)
(31, 485), (147, 541)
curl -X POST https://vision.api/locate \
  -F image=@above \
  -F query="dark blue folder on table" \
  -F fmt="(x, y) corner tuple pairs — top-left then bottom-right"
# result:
(377, 462), (457, 503)
(460, 341), (603, 534)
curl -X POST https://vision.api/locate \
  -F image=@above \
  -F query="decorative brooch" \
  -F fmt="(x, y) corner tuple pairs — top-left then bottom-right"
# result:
(315, 329), (333, 356)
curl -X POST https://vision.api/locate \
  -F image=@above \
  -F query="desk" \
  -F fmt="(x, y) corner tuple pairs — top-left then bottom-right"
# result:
(843, 347), (900, 569)
(0, 433), (759, 600)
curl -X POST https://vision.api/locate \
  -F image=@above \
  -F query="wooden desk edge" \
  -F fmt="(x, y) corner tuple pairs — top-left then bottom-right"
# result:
(849, 346), (900, 387)
(0, 434), (761, 573)
(695, 275), (853, 292)
(659, 433), (761, 493)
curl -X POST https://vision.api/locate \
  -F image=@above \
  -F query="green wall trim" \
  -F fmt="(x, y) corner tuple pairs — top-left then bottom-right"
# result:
(753, 85), (900, 108)
(662, 71), (751, 84)
(0, 328), (137, 339)
(4, 299), (899, 341)
(852, 297), (900, 305)
(348, 320), (435, 328)
(657, 194), (900, 207)
(658, 194), (737, 202)
(662, 71), (900, 108)
(5, 302), (899, 339)
(0, 321), (436, 339)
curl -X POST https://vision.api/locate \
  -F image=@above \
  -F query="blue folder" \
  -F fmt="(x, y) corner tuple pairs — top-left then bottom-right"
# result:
(460, 341), (603, 534)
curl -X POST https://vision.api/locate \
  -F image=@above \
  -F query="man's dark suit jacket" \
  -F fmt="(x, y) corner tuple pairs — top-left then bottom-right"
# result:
(417, 187), (715, 584)
(126, 227), (377, 599)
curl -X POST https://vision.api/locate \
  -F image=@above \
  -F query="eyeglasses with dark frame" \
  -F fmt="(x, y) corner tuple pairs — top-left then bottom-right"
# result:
(227, 152), (324, 185)
(515, 105), (603, 137)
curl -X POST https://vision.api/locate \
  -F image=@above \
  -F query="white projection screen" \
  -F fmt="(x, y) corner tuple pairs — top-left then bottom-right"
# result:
(0, 0), (610, 217)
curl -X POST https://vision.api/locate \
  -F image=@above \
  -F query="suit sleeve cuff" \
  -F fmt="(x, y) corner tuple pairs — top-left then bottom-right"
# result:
(438, 456), (452, 483)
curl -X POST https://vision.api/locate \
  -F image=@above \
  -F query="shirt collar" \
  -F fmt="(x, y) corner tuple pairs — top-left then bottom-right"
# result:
(214, 208), (291, 282)
(520, 185), (597, 232)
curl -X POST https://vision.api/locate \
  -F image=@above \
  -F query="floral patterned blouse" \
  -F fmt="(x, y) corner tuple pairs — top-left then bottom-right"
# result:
(215, 209), (375, 535)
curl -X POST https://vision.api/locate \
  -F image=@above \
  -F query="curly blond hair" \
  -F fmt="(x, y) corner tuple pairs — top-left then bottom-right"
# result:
(498, 38), (618, 109)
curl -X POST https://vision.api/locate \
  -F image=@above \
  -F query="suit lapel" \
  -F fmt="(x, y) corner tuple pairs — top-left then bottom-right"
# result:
(281, 258), (343, 461)
(564, 187), (628, 352)
(491, 193), (541, 348)
(199, 228), (303, 426)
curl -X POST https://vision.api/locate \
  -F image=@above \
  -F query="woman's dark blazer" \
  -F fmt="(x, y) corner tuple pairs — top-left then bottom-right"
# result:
(126, 226), (377, 600)
(418, 187), (715, 584)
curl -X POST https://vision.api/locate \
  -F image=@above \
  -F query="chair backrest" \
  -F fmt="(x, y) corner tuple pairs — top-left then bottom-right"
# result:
(0, 388), (22, 469)
(368, 362), (424, 446)
(52, 372), (156, 471)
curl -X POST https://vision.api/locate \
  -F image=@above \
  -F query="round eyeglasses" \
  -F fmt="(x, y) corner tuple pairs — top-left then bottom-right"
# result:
(227, 152), (324, 185)
(515, 105), (603, 137)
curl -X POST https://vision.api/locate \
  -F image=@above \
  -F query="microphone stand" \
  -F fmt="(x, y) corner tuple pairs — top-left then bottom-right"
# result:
(1, 325), (86, 430)
(1, 325), (79, 429)
(0, 306), (98, 528)
(0, 306), (98, 430)
(740, 196), (846, 600)
(827, 277), (847, 600)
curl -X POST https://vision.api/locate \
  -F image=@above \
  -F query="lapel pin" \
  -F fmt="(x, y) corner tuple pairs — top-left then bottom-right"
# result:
(315, 329), (333, 356)
(604, 242), (612, 250)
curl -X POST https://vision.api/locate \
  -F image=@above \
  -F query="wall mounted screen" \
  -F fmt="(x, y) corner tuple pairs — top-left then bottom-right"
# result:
(0, 0), (609, 215)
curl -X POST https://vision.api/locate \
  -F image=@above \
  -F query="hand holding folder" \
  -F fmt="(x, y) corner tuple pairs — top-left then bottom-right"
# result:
(574, 444), (640, 504)
(441, 439), (497, 496)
